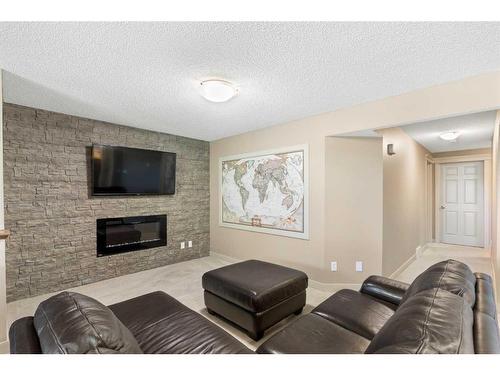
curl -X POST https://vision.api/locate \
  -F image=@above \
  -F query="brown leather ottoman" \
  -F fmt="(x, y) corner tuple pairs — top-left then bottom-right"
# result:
(202, 260), (308, 340)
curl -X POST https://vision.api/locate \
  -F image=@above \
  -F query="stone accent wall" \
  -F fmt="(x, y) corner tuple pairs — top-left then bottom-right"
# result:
(3, 103), (209, 302)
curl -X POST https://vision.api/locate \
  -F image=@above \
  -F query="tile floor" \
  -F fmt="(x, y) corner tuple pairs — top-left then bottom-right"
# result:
(397, 243), (493, 283)
(6, 243), (496, 351)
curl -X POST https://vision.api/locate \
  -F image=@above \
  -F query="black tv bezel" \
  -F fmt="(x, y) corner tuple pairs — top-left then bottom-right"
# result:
(91, 144), (176, 197)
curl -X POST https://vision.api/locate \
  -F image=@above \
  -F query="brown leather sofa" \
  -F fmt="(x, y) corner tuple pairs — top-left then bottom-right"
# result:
(9, 291), (252, 354)
(257, 259), (500, 354)
(9, 259), (500, 354)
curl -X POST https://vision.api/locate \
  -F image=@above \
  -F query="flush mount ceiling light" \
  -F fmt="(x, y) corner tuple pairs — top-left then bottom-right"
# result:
(439, 131), (461, 142)
(199, 79), (238, 103)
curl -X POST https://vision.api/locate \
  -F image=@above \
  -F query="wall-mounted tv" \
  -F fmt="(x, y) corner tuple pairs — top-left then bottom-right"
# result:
(91, 144), (176, 196)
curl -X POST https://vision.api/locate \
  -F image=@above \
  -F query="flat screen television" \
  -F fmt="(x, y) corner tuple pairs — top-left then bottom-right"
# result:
(91, 144), (176, 196)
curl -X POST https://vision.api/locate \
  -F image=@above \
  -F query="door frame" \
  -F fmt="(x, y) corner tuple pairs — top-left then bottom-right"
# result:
(433, 153), (492, 249)
(425, 156), (435, 243)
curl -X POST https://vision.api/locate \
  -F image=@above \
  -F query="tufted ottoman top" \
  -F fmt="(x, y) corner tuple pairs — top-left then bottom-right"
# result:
(202, 260), (308, 313)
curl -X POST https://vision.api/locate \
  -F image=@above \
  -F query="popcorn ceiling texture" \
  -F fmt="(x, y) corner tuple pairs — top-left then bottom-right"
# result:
(3, 103), (209, 302)
(1, 22), (500, 141)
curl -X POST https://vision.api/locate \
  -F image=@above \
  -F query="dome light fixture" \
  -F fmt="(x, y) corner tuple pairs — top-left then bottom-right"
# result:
(439, 131), (461, 142)
(199, 79), (238, 103)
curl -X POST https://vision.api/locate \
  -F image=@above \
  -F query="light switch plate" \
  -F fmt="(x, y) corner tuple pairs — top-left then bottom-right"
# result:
(188, 241), (193, 248)
(355, 261), (363, 272)
(330, 261), (337, 272)
(180, 242), (185, 249)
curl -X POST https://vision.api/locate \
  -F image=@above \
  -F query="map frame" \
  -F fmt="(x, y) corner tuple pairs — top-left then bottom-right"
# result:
(219, 144), (309, 240)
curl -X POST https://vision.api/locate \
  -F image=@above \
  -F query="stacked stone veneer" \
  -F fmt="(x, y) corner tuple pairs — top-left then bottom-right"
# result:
(3, 103), (209, 301)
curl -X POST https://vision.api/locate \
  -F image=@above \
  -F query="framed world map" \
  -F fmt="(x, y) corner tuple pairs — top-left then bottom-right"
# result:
(219, 145), (309, 239)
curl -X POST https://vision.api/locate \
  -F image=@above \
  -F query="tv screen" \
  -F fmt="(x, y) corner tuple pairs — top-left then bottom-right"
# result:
(91, 145), (176, 196)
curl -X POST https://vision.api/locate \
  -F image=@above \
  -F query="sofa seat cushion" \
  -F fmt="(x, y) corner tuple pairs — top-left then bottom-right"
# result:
(256, 314), (370, 354)
(202, 260), (308, 313)
(312, 289), (394, 340)
(366, 288), (474, 354)
(33, 291), (142, 354)
(401, 259), (476, 307)
(109, 291), (252, 354)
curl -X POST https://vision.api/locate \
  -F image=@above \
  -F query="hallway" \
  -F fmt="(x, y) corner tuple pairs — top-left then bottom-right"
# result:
(396, 242), (493, 284)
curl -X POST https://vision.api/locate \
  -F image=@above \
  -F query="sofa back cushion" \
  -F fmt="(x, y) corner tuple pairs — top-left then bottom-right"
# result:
(401, 259), (476, 307)
(33, 291), (143, 354)
(366, 288), (474, 354)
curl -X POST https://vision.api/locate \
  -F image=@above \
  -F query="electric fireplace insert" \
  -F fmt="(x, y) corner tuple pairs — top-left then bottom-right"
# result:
(96, 214), (166, 257)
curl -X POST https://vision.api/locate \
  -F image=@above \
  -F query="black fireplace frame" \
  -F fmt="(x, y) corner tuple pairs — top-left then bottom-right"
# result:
(96, 214), (167, 257)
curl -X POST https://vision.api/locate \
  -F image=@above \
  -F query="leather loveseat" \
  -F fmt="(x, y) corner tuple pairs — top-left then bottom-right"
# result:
(9, 290), (252, 354)
(257, 259), (500, 354)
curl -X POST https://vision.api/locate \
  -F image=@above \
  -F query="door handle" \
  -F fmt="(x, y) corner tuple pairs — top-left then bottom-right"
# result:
(440, 205), (446, 209)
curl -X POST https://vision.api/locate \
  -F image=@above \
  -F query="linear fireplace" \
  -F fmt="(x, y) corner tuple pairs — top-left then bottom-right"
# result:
(96, 214), (167, 257)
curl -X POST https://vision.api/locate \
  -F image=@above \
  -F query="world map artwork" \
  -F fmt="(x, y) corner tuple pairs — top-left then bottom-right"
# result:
(220, 148), (307, 238)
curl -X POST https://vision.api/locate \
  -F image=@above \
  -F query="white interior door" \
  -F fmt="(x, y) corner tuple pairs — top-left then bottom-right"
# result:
(440, 162), (484, 247)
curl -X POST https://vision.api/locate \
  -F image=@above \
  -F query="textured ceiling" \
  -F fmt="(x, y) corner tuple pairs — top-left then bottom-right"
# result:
(0, 22), (500, 141)
(400, 111), (497, 153)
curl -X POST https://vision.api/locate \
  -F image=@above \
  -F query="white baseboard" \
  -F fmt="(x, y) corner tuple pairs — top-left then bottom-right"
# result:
(210, 251), (241, 263)
(389, 253), (418, 279)
(415, 243), (431, 259)
(0, 340), (9, 354)
(389, 242), (433, 279)
(308, 279), (361, 293)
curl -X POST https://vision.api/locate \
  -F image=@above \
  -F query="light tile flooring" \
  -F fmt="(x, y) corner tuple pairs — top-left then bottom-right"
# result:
(6, 243), (496, 351)
(396, 242), (493, 283)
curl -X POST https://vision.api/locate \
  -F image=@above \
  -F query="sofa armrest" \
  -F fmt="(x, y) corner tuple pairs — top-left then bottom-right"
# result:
(360, 276), (409, 307)
(9, 317), (42, 354)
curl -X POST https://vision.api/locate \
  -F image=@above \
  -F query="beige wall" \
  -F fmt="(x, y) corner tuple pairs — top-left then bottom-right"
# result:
(377, 127), (430, 276)
(492, 110), (500, 299)
(324, 137), (383, 282)
(211, 120), (328, 280)
(210, 71), (500, 285)
(0, 70), (7, 352)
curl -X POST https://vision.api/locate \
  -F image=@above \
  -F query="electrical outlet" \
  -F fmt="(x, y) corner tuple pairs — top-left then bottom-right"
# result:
(188, 240), (193, 248)
(180, 241), (185, 249)
(355, 261), (363, 272)
(330, 261), (337, 272)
